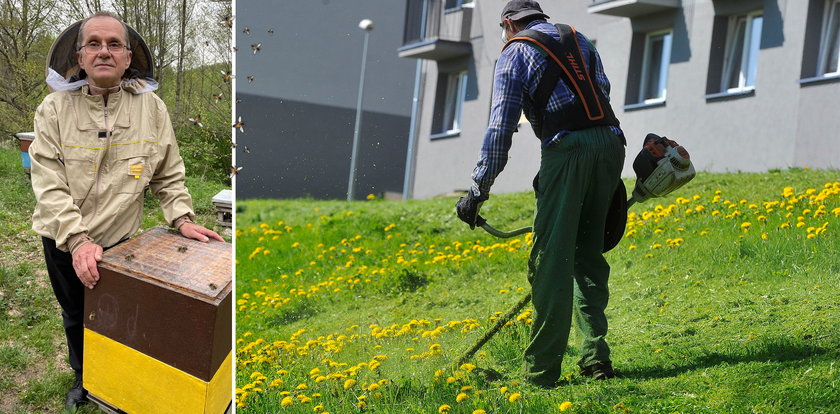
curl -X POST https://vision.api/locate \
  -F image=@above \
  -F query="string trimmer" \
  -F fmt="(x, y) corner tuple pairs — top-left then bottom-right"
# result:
(454, 133), (695, 369)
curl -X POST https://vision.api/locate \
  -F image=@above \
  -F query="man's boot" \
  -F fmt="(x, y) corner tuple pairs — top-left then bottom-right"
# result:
(65, 375), (88, 409)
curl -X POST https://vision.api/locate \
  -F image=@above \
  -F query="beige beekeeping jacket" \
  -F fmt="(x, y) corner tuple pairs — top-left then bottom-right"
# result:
(30, 85), (194, 252)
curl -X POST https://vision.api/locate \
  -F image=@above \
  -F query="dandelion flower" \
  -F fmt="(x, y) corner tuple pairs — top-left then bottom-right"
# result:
(281, 396), (294, 407)
(473, 410), (487, 414)
(459, 363), (476, 372)
(343, 379), (356, 389)
(456, 392), (469, 403)
(559, 401), (573, 411)
(508, 393), (522, 402)
(439, 404), (452, 413)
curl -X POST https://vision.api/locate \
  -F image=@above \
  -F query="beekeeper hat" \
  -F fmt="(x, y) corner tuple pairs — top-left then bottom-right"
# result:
(45, 17), (155, 92)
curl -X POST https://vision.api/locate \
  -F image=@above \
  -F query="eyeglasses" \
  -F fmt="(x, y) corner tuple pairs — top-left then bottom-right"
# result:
(78, 42), (129, 55)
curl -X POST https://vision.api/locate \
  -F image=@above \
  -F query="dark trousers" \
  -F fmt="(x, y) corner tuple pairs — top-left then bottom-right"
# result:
(42, 237), (85, 379)
(524, 127), (625, 386)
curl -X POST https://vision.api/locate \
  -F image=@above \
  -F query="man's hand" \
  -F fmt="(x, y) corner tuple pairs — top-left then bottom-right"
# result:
(179, 222), (224, 242)
(72, 243), (103, 289)
(456, 191), (487, 229)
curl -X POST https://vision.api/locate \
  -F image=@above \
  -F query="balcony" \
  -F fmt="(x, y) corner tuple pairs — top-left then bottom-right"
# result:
(399, 0), (472, 60)
(588, 0), (680, 18)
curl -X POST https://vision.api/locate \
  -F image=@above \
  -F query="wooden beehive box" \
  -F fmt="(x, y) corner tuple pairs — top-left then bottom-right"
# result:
(84, 226), (232, 414)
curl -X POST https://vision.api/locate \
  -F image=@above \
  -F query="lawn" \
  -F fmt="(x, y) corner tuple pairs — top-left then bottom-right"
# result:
(0, 142), (230, 414)
(234, 168), (839, 413)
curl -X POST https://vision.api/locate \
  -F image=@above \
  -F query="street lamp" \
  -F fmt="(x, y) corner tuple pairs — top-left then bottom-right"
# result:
(347, 18), (374, 201)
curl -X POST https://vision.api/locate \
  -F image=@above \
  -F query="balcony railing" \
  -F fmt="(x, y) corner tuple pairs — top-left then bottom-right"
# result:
(588, 0), (680, 18)
(400, 0), (472, 60)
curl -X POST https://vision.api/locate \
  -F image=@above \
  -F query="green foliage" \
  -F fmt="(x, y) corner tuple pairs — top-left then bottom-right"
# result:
(236, 169), (840, 413)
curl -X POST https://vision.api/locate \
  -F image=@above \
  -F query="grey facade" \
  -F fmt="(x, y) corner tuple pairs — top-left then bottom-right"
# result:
(402, 0), (840, 199)
(235, 0), (416, 200)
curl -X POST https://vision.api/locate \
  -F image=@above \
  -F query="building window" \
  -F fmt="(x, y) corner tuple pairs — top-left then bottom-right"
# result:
(639, 30), (672, 103)
(818, 0), (840, 75)
(431, 71), (468, 138)
(445, 0), (474, 12)
(721, 12), (763, 93)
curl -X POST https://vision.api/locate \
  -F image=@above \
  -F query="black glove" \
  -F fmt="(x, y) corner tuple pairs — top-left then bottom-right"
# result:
(455, 191), (487, 229)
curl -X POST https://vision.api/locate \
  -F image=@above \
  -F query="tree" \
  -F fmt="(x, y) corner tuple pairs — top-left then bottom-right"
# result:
(0, 0), (59, 137)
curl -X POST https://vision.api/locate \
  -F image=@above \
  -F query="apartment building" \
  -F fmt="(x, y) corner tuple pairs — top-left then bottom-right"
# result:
(401, 0), (840, 199)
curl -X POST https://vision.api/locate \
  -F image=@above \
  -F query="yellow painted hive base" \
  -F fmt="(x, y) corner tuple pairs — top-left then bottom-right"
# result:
(83, 329), (231, 414)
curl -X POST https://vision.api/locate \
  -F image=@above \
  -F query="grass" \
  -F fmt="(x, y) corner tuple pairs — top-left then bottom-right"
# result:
(235, 168), (839, 413)
(0, 142), (230, 413)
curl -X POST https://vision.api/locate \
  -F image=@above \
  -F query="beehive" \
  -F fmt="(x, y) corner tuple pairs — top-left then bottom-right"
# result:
(212, 189), (232, 228)
(84, 226), (231, 413)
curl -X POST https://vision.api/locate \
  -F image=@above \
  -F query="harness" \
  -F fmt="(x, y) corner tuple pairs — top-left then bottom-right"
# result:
(503, 24), (621, 143)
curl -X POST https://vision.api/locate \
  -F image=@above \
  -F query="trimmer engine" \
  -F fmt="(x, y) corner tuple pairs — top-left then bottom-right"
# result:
(630, 133), (696, 206)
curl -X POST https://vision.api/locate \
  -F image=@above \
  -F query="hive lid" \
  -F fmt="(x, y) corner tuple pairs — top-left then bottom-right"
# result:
(99, 226), (231, 302)
(212, 189), (232, 205)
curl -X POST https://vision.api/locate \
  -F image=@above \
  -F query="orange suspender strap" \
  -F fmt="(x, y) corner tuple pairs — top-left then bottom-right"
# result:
(503, 25), (606, 121)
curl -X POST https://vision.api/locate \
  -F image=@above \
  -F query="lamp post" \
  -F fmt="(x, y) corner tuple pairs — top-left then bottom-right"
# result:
(347, 18), (374, 201)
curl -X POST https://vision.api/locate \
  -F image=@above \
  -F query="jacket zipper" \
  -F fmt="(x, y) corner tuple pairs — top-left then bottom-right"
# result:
(93, 104), (112, 221)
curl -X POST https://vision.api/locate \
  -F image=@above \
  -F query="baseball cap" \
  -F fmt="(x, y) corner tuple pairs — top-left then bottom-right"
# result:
(501, 0), (549, 22)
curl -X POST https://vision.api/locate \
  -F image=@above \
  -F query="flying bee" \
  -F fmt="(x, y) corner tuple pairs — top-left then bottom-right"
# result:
(213, 93), (223, 103)
(232, 116), (245, 133)
(220, 70), (234, 82)
(236, 98), (242, 103)
(230, 141), (237, 149)
(125, 254), (135, 262)
(232, 46), (238, 52)
(177, 246), (188, 253)
(208, 283), (218, 290)
(188, 115), (203, 127)
(230, 165), (243, 179)
(247, 75), (254, 83)
(224, 15), (234, 28)
(251, 43), (261, 54)
(243, 146), (250, 153)
(242, 27), (250, 35)
(267, 28), (274, 34)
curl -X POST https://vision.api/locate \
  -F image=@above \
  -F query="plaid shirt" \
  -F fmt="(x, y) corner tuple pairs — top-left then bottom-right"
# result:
(470, 21), (622, 197)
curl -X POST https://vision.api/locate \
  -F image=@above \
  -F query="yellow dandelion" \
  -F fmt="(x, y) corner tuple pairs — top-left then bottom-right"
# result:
(366, 193), (376, 200)
(508, 393), (522, 403)
(456, 392), (469, 403)
(559, 401), (573, 411)
(281, 396), (294, 407)
(343, 379), (356, 389)
(473, 410), (487, 414)
(439, 404), (452, 414)
(459, 363), (476, 372)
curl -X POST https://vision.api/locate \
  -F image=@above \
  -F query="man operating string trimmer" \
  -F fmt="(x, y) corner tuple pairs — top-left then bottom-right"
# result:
(455, 0), (694, 388)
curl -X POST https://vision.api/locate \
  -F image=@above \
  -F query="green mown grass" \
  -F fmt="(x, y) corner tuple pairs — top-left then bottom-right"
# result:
(0, 143), (229, 413)
(235, 168), (839, 413)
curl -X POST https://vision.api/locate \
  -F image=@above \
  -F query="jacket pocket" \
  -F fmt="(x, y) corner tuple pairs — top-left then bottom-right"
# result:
(115, 141), (157, 195)
(62, 145), (99, 202)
